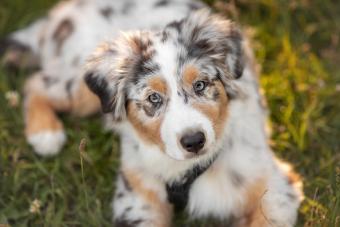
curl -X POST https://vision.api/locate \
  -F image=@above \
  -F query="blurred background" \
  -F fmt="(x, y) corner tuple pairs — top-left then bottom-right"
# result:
(0, 0), (339, 226)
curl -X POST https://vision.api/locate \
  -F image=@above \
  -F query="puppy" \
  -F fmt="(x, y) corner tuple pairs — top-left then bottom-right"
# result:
(2, 0), (303, 226)
(84, 9), (303, 227)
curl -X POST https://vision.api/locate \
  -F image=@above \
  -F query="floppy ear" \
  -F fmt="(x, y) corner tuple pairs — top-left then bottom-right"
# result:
(84, 31), (152, 121)
(181, 10), (245, 80)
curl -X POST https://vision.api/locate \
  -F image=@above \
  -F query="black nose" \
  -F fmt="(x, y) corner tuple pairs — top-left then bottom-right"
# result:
(180, 131), (206, 153)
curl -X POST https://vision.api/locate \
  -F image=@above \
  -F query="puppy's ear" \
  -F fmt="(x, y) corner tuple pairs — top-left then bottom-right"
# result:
(84, 31), (152, 121)
(84, 43), (126, 120)
(181, 10), (245, 79)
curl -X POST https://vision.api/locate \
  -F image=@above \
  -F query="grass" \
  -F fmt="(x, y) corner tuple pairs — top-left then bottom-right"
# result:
(0, 0), (339, 226)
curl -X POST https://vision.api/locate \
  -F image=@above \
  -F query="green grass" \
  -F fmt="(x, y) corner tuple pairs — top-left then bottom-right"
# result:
(0, 0), (339, 226)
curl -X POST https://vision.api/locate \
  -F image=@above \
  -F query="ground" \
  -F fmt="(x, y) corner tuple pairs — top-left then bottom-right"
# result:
(0, 0), (339, 226)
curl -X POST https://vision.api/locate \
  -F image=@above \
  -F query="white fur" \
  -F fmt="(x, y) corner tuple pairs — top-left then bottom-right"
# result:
(153, 40), (215, 160)
(27, 130), (66, 156)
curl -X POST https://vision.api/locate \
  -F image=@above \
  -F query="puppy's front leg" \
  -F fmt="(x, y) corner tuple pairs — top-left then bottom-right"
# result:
(113, 169), (172, 227)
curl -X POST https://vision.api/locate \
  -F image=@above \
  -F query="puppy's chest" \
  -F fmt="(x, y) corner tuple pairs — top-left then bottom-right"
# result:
(165, 158), (245, 217)
(165, 155), (218, 211)
(186, 162), (249, 218)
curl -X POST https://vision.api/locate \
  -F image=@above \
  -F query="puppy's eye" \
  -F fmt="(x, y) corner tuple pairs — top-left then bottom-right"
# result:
(148, 93), (162, 104)
(193, 81), (207, 93)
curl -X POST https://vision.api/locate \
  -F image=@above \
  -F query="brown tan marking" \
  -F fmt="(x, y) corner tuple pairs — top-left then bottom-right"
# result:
(123, 169), (172, 227)
(25, 95), (64, 136)
(240, 178), (271, 227)
(193, 81), (228, 139)
(284, 164), (302, 186)
(71, 80), (101, 117)
(148, 77), (168, 94)
(183, 65), (199, 87)
(275, 158), (303, 190)
(127, 102), (165, 151)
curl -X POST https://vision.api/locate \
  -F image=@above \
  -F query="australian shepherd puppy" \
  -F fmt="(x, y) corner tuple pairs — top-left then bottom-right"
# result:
(1, 0), (303, 226)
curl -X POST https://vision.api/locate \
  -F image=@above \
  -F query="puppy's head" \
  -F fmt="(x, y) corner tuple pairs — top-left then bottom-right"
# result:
(85, 10), (244, 160)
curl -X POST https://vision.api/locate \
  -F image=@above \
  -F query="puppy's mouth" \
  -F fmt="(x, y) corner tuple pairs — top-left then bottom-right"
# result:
(165, 147), (209, 161)
(183, 148), (208, 159)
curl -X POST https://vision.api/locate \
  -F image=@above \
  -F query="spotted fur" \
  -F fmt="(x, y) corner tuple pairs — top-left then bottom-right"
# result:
(85, 10), (303, 227)
(2, 0), (303, 226)
(3, 0), (203, 155)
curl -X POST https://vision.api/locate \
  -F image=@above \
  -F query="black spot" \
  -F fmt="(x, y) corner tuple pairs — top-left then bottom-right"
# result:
(115, 219), (143, 227)
(84, 72), (114, 113)
(135, 102), (142, 110)
(142, 104), (157, 117)
(72, 56), (80, 66)
(187, 2), (204, 11)
(154, 0), (170, 7)
(0, 38), (40, 72)
(130, 220), (143, 225)
(120, 172), (132, 191)
(42, 75), (59, 87)
(121, 1), (134, 14)
(229, 38), (244, 79)
(100, 7), (114, 19)
(167, 20), (183, 33)
(114, 219), (134, 227)
(178, 53), (187, 69)
(123, 206), (132, 214)
(230, 171), (244, 187)
(211, 76), (220, 82)
(161, 30), (169, 43)
(188, 38), (213, 59)
(52, 18), (74, 56)
(0, 38), (30, 56)
(212, 90), (220, 101)
(183, 92), (189, 104)
(116, 192), (125, 199)
(134, 61), (160, 78)
(286, 192), (297, 201)
(132, 63), (158, 84)
(177, 36), (185, 46)
(65, 78), (74, 98)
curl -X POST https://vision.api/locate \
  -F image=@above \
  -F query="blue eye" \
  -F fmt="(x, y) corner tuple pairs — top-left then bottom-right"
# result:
(148, 93), (162, 104)
(193, 80), (206, 92)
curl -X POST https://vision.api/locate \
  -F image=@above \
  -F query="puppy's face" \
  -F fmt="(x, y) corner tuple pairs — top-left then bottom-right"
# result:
(85, 11), (244, 160)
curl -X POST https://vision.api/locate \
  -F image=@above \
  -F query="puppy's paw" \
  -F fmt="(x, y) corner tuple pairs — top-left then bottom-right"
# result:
(27, 130), (66, 156)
